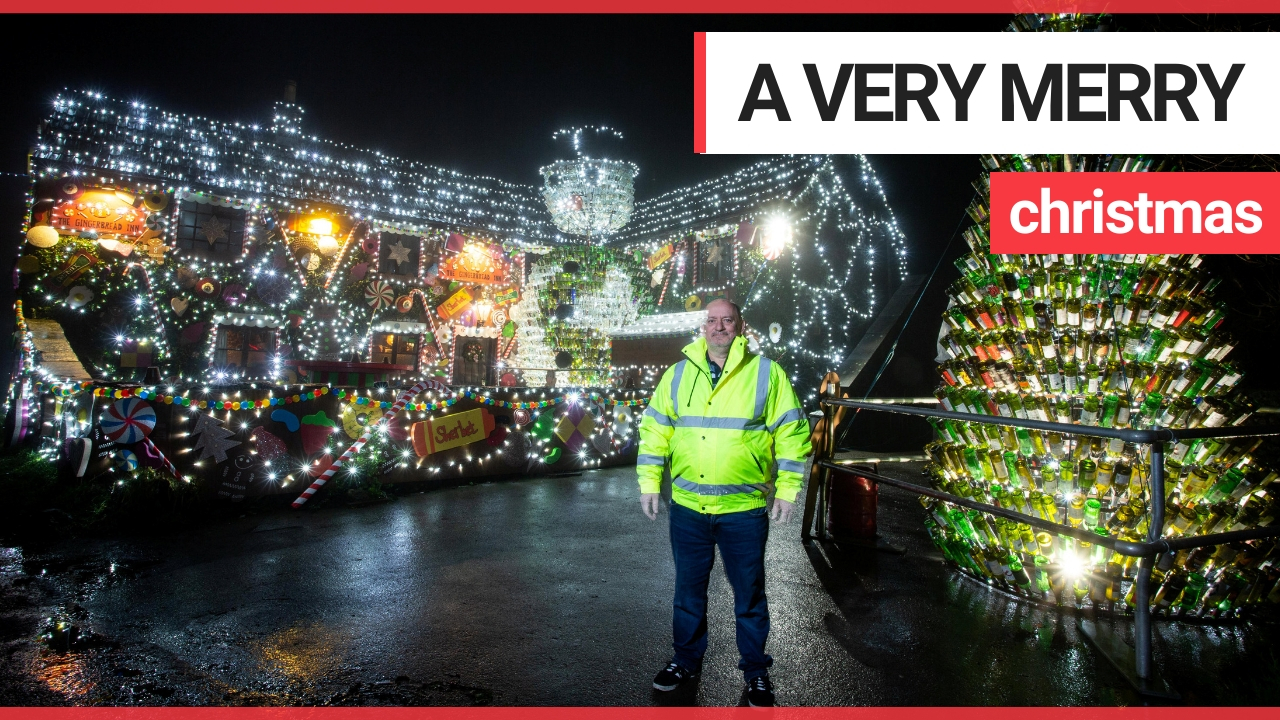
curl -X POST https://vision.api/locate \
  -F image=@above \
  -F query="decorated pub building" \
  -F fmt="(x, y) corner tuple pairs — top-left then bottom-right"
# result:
(5, 89), (908, 500)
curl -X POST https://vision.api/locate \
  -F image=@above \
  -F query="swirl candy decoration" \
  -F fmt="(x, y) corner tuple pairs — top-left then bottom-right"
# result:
(100, 398), (156, 444)
(113, 449), (139, 472)
(364, 280), (395, 310)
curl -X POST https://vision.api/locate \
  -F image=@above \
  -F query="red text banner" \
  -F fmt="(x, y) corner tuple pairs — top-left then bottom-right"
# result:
(989, 172), (1280, 254)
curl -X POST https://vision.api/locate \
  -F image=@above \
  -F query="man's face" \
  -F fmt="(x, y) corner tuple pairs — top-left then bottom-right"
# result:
(703, 301), (743, 352)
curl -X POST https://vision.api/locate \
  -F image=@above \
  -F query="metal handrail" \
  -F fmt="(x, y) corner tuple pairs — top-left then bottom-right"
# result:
(822, 398), (1280, 444)
(809, 391), (1280, 696)
(811, 459), (1280, 557)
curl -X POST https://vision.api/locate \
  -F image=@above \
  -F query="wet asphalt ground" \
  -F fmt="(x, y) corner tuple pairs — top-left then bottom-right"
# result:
(2, 461), (1279, 706)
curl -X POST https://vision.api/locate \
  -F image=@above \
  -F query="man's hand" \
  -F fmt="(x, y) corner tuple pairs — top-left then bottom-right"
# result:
(641, 493), (661, 521)
(770, 497), (796, 523)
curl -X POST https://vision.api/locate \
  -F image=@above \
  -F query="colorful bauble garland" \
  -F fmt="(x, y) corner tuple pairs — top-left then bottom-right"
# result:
(94, 385), (331, 410)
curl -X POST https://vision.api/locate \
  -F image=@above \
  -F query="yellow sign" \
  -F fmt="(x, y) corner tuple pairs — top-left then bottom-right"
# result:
(647, 244), (674, 270)
(439, 236), (511, 285)
(411, 407), (495, 457)
(52, 190), (148, 238)
(436, 287), (473, 321)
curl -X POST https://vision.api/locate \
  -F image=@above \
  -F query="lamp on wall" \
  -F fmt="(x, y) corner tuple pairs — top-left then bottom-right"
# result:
(306, 217), (333, 236)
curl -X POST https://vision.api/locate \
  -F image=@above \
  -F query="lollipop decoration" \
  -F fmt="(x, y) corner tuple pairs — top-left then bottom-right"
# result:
(99, 398), (181, 480)
(364, 280), (394, 310)
(100, 398), (156, 445)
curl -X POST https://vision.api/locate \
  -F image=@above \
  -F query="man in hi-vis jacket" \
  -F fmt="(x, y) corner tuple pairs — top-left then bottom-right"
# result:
(638, 298), (812, 707)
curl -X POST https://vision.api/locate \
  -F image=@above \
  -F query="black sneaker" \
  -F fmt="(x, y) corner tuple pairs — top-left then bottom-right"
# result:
(652, 662), (697, 691)
(745, 676), (775, 707)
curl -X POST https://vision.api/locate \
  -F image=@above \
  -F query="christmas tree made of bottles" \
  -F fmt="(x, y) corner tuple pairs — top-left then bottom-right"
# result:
(923, 153), (1280, 621)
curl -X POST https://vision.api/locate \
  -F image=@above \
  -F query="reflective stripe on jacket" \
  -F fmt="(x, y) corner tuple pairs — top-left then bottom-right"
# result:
(637, 335), (812, 514)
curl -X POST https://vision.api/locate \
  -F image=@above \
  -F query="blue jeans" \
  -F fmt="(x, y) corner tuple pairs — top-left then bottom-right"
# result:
(669, 502), (773, 681)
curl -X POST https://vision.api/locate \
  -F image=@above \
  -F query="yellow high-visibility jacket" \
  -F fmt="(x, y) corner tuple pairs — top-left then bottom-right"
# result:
(638, 336), (812, 514)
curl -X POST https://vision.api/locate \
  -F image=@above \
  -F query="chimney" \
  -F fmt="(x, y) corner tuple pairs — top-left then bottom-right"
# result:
(284, 80), (297, 104)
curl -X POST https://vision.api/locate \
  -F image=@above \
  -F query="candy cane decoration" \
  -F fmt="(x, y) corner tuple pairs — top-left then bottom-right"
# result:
(410, 288), (450, 359)
(291, 379), (447, 508)
(657, 250), (675, 307)
(142, 436), (182, 480)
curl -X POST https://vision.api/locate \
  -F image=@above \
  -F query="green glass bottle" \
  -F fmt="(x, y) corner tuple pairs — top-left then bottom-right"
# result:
(1062, 360), (1080, 393)
(1009, 551), (1033, 592)
(1175, 573), (1209, 615)
(1034, 555), (1052, 594)
(1204, 468), (1245, 504)
(1079, 458), (1098, 489)
(1083, 499), (1102, 530)
(1000, 450), (1018, 482)
(962, 446), (983, 481)
(1229, 492), (1269, 531)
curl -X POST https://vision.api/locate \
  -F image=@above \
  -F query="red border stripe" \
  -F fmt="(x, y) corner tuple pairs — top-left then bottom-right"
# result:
(694, 31), (707, 155)
(7, 708), (1280, 719)
(1, 0), (1279, 11)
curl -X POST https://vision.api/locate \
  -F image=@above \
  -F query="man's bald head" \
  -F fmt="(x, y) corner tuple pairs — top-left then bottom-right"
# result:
(703, 298), (744, 356)
(705, 297), (742, 323)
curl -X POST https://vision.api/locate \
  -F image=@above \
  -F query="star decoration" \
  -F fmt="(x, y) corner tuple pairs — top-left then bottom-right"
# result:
(200, 215), (228, 247)
(386, 240), (412, 270)
(705, 242), (723, 265)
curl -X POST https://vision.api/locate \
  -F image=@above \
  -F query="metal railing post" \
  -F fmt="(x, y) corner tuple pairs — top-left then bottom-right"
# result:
(1134, 440), (1166, 682)
(1133, 554), (1155, 682)
(816, 383), (839, 541)
(1148, 441), (1167, 550)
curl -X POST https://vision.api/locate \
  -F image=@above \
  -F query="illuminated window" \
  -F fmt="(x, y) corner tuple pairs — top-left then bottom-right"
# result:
(371, 332), (417, 368)
(214, 326), (275, 373)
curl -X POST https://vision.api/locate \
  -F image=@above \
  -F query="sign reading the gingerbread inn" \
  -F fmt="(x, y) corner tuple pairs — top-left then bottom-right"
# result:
(438, 234), (510, 285)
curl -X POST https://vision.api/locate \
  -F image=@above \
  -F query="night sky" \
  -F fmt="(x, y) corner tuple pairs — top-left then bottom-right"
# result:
(0, 15), (1004, 259)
